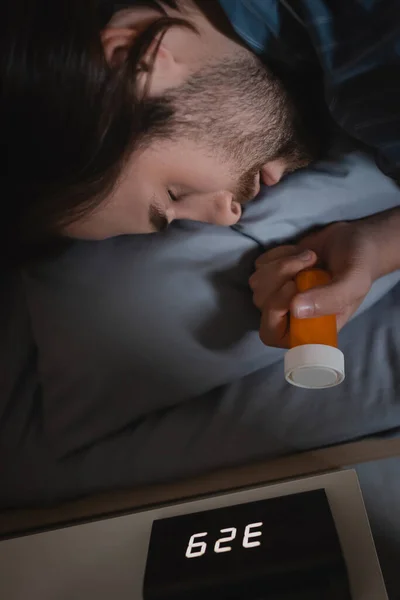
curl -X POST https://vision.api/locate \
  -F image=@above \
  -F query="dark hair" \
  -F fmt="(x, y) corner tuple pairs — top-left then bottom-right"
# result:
(1, 0), (186, 263)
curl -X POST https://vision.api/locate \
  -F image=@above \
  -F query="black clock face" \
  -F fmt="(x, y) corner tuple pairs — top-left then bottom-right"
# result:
(143, 489), (352, 600)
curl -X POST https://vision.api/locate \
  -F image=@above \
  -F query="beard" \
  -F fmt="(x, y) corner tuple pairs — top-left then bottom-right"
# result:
(165, 50), (324, 178)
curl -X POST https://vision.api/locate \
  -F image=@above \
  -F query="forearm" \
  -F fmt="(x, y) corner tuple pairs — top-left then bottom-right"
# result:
(361, 206), (400, 278)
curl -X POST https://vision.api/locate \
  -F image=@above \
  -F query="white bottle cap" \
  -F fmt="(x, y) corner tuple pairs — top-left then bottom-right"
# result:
(285, 344), (345, 389)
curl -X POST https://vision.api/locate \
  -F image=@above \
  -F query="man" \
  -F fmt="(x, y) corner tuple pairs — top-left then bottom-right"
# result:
(100, 0), (400, 346)
(3, 0), (400, 345)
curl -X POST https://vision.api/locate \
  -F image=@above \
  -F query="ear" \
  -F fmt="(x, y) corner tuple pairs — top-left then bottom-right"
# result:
(101, 26), (188, 95)
(139, 36), (188, 96)
(101, 28), (136, 68)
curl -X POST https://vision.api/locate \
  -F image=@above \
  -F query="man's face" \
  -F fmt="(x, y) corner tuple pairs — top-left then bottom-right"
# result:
(67, 10), (317, 239)
(67, 137), (264, 238)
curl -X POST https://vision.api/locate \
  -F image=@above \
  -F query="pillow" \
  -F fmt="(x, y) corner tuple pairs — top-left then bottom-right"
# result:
(22, 151), (400, 457)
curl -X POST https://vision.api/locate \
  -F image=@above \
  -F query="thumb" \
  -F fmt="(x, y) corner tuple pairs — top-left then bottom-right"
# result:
(291, 277), (352, 319)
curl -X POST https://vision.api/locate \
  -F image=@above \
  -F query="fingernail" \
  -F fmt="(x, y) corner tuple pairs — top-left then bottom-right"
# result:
(299, 250), (313, 261)
(293, 301), (314, 318)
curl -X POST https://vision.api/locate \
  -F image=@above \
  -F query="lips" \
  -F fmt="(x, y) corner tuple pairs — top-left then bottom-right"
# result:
(254, 171), (261, 197)
(261, 160), (287, 186)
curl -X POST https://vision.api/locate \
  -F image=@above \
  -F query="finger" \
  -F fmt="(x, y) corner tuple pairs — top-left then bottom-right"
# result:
(252, 284), (269, 311)
(252, 280), (275, 311)
(259, 281), (297, 348)
(250, 250), (317, 308)
(263, 250), (317, 288)
(255, 245), (299, 267)
(291, 274), (363, 319)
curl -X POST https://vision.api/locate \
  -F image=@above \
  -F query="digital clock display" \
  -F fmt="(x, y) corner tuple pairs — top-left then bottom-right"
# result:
(143, 489), (351, 600)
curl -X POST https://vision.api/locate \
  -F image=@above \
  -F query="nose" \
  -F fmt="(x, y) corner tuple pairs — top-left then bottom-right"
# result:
(170, 191), (242, 227)
(261, 159), (286, 186)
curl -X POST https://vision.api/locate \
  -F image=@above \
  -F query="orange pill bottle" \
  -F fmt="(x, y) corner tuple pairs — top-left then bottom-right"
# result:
(284, 269), (345, 389)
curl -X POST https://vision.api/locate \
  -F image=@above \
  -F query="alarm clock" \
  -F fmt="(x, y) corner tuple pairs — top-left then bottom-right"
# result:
(143, 488), (352, 599)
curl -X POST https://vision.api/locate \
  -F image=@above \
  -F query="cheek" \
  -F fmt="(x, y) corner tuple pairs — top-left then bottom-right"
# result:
(63, 221), (108, 241)
(153, 142), (233, 191)
(63, 212), (119, 240)
(64, 196), (152, 239)
(181, 161), (234, 194)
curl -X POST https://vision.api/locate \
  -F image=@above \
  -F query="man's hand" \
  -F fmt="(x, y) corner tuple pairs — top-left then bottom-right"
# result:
(251, 208), (400, 348)
(249, 246), (318, 347)
(291, 220), (381, 329)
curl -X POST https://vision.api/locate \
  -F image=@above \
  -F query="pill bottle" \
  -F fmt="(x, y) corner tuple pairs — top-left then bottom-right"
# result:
(284, 268), (345, 389)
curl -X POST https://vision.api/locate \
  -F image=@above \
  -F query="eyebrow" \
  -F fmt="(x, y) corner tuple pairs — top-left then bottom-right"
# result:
(149, 203), (169, 232)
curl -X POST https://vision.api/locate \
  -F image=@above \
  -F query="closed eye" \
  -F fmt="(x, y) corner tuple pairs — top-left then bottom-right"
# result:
(168, 190), (178, 202)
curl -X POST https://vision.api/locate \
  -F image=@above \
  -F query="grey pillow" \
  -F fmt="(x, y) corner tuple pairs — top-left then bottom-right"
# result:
(21, 150), (400, 457)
